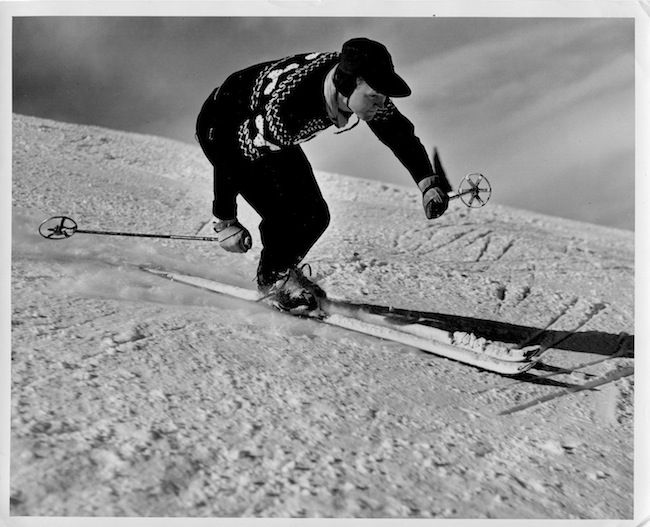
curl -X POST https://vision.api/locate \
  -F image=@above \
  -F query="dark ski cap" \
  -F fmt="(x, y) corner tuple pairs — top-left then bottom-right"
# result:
(339, 37), (412, 98)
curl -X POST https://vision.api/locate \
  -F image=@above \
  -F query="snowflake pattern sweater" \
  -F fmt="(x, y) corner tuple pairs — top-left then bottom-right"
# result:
(201, 51), (439, 217)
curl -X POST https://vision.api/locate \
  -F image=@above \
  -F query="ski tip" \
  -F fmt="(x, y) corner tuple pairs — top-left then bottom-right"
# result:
(139, 265), (166, 274)
(139, 266), (175, 281)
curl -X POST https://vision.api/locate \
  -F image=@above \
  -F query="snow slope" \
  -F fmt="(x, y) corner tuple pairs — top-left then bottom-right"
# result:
(10, 114), (634, 518)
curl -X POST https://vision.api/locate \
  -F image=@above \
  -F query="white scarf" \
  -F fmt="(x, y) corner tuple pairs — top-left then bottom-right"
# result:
(323, 65), (352, 129)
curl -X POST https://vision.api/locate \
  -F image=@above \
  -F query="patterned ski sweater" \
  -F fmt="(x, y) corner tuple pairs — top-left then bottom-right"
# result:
(211, 51), (435, 185)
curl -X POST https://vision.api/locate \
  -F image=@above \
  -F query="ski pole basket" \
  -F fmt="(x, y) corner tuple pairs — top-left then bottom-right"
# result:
(38, 216), (79, 239)
(451, 173), (492, 208)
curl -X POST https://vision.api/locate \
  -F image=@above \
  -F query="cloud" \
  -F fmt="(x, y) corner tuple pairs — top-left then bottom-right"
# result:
(403, 18), (631, 104)
(388, 18), (634, 228)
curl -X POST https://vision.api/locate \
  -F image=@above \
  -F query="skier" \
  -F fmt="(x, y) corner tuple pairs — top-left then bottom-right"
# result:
(196, 37), (452, 311)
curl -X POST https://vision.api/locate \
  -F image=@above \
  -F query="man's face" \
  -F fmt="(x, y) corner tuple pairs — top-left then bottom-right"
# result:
(347, 79), (387, 121)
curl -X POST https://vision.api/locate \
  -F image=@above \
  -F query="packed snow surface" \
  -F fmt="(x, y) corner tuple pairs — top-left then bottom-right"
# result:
(10, 114), (634, 518)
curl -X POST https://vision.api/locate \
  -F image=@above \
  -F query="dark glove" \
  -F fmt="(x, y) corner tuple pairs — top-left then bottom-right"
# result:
(213, 217), (252, 253)
(418, 175), (449, 219)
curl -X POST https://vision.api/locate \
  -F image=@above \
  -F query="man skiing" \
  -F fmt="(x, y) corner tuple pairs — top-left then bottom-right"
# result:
(196, 37), (452, 312)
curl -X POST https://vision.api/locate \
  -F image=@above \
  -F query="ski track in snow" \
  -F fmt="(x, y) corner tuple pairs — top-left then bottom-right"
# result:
(9, 114), (635, 519)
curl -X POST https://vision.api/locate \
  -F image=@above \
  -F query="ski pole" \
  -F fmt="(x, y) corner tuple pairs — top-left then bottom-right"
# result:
(38, 216), (222, 242)
(430, 148), (492, 208)
(39, 175), (491, 241)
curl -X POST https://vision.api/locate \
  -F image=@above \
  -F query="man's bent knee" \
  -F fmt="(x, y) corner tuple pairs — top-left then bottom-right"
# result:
(310, 200), (330, 237)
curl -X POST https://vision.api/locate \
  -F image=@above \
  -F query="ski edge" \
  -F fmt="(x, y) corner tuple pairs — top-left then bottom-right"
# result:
(324, 298), (540, 363)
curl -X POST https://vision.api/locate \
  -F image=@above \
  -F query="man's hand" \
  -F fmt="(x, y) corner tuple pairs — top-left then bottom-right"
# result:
(418, 176), (449, 219)
(213, 217), (252, 253)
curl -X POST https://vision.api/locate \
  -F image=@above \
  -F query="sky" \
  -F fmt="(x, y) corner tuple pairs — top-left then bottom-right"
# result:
(12, 16), (635, 230)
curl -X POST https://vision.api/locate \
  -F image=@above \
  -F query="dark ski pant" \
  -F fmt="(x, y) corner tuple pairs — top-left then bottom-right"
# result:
(196, 90), (330, 276)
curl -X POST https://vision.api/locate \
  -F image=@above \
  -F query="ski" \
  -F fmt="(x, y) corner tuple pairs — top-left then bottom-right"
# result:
(322, 298), (541, 363)
(140, 266), (542, 375)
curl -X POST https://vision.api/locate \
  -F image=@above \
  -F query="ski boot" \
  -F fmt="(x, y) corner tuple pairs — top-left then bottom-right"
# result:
(257, 264), (326, 313)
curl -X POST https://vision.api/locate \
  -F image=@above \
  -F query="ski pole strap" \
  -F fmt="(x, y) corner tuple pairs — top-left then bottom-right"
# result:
(417, 175), (441, 194)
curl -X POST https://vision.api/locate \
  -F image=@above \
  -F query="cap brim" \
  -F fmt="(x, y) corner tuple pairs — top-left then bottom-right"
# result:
(366, 72), (412, 98)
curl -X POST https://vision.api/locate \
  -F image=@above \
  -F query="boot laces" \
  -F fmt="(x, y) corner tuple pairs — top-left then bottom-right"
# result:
(297, 263), (313, 280)
(256, 264), (317, 303)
